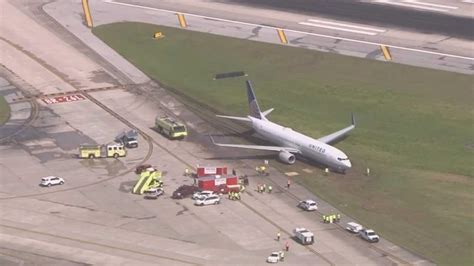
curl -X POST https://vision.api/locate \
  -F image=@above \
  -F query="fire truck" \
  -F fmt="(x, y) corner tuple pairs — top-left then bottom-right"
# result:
(79, 143), (126, 159)
(155, 116), (187, 139)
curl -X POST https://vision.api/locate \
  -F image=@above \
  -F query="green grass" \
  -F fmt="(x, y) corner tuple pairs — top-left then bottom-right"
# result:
(93, 22), (474, 265)
(0, 96), (10, 125)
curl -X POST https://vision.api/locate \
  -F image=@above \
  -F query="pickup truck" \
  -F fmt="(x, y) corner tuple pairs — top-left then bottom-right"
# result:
(359, 229), (379, 243)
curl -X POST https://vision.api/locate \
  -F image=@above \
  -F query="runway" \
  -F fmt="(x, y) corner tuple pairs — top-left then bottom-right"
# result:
(95, 0), (474, 74)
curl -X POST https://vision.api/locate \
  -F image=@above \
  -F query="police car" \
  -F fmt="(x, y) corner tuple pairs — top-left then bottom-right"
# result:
(192, 190), (217, 200)
(40, 176), (65, 187)
(194, 195), (220, 206)
(143, 187), (164, 200)
(297, 199), (318, 211)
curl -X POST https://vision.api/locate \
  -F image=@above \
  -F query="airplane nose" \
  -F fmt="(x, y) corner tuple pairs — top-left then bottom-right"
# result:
(345, 160), (352, 168)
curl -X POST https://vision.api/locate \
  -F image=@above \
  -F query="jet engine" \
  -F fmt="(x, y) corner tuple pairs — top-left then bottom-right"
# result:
(278, 151), (296, 164)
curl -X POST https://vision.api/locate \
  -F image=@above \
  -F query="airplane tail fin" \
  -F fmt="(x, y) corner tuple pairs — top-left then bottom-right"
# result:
(246, 80), (265, 120)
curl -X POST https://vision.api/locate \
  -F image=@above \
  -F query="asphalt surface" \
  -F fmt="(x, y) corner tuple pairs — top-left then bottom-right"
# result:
(227, 0), (474, 40)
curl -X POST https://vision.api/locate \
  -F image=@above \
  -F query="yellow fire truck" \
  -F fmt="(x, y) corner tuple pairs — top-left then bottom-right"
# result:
(155, 116), (187, 139)
(79, 143), (127, 159)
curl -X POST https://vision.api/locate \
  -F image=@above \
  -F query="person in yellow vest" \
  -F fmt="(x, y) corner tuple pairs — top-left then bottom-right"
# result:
(263, 184), (267, 192)
(268, 185), (272, 193)
(337, 214), (341, 222)
(329, 215), (333, 224)
(323, 215), (326, 223)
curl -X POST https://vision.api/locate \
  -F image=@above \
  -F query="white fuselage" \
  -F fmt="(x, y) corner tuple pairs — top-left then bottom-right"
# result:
(251, 117), (352, 171)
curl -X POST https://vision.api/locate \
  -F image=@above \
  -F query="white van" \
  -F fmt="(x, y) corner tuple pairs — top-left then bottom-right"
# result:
(346, 222), (363, 233)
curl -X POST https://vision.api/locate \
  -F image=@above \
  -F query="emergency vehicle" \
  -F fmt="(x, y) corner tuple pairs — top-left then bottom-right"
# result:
(155, 116), (187, 139)
(79, 143), (126, 159)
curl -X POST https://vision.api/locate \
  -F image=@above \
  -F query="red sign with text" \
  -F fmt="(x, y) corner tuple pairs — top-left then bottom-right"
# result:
(42, 94), (85, 104)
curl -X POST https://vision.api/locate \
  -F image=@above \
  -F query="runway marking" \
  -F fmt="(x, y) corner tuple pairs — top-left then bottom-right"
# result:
(308, 19), (386, 32)
(461, 0), (474, 3)
(42, 94), (86, 104)
(374, 0), (458, 12)
(380, 45), (393, 60)
(103, 0), (474, 61)
(404, 0), (458, 9)
(301, 19), (386, 36)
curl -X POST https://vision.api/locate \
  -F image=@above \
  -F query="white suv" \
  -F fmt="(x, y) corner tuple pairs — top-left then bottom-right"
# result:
(359, 229), (379, 243)
(297, 200), (318, 211)
(192, 190), (216, 200)
(195, 195), (220, 206)
(40, 176), (65, 187)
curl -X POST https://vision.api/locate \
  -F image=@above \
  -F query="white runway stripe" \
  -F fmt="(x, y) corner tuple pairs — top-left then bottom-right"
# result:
(404, 0), (458, 9)
(299, 22), (378, 35)
(374, 0), (454, 12)
(307, 19), (386, 32)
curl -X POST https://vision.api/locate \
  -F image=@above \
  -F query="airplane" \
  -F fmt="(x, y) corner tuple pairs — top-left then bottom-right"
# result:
(211, 80), (355, 173)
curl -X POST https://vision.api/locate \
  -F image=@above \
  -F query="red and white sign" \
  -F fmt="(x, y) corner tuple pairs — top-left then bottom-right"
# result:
(215, 176), (226, 186)
(42, 94), (85, 104)
(196, 166), (227, 177)
(204, 167), (217, 175)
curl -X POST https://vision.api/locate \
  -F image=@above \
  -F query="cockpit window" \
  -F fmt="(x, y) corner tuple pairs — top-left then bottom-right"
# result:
(337, 157), (349, 161)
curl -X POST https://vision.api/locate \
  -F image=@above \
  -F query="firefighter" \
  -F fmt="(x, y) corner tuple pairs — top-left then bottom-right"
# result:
(261, 166), (266, 175)
(280, 251), (285, 262)
(277, 231), (281, 241)
(184, 168), (190, 176)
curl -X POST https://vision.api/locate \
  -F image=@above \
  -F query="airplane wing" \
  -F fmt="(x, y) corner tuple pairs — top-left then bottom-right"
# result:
(210, 135), (300, 153)
(216, 115), (251, 122)
(317, 114), (356, 144)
